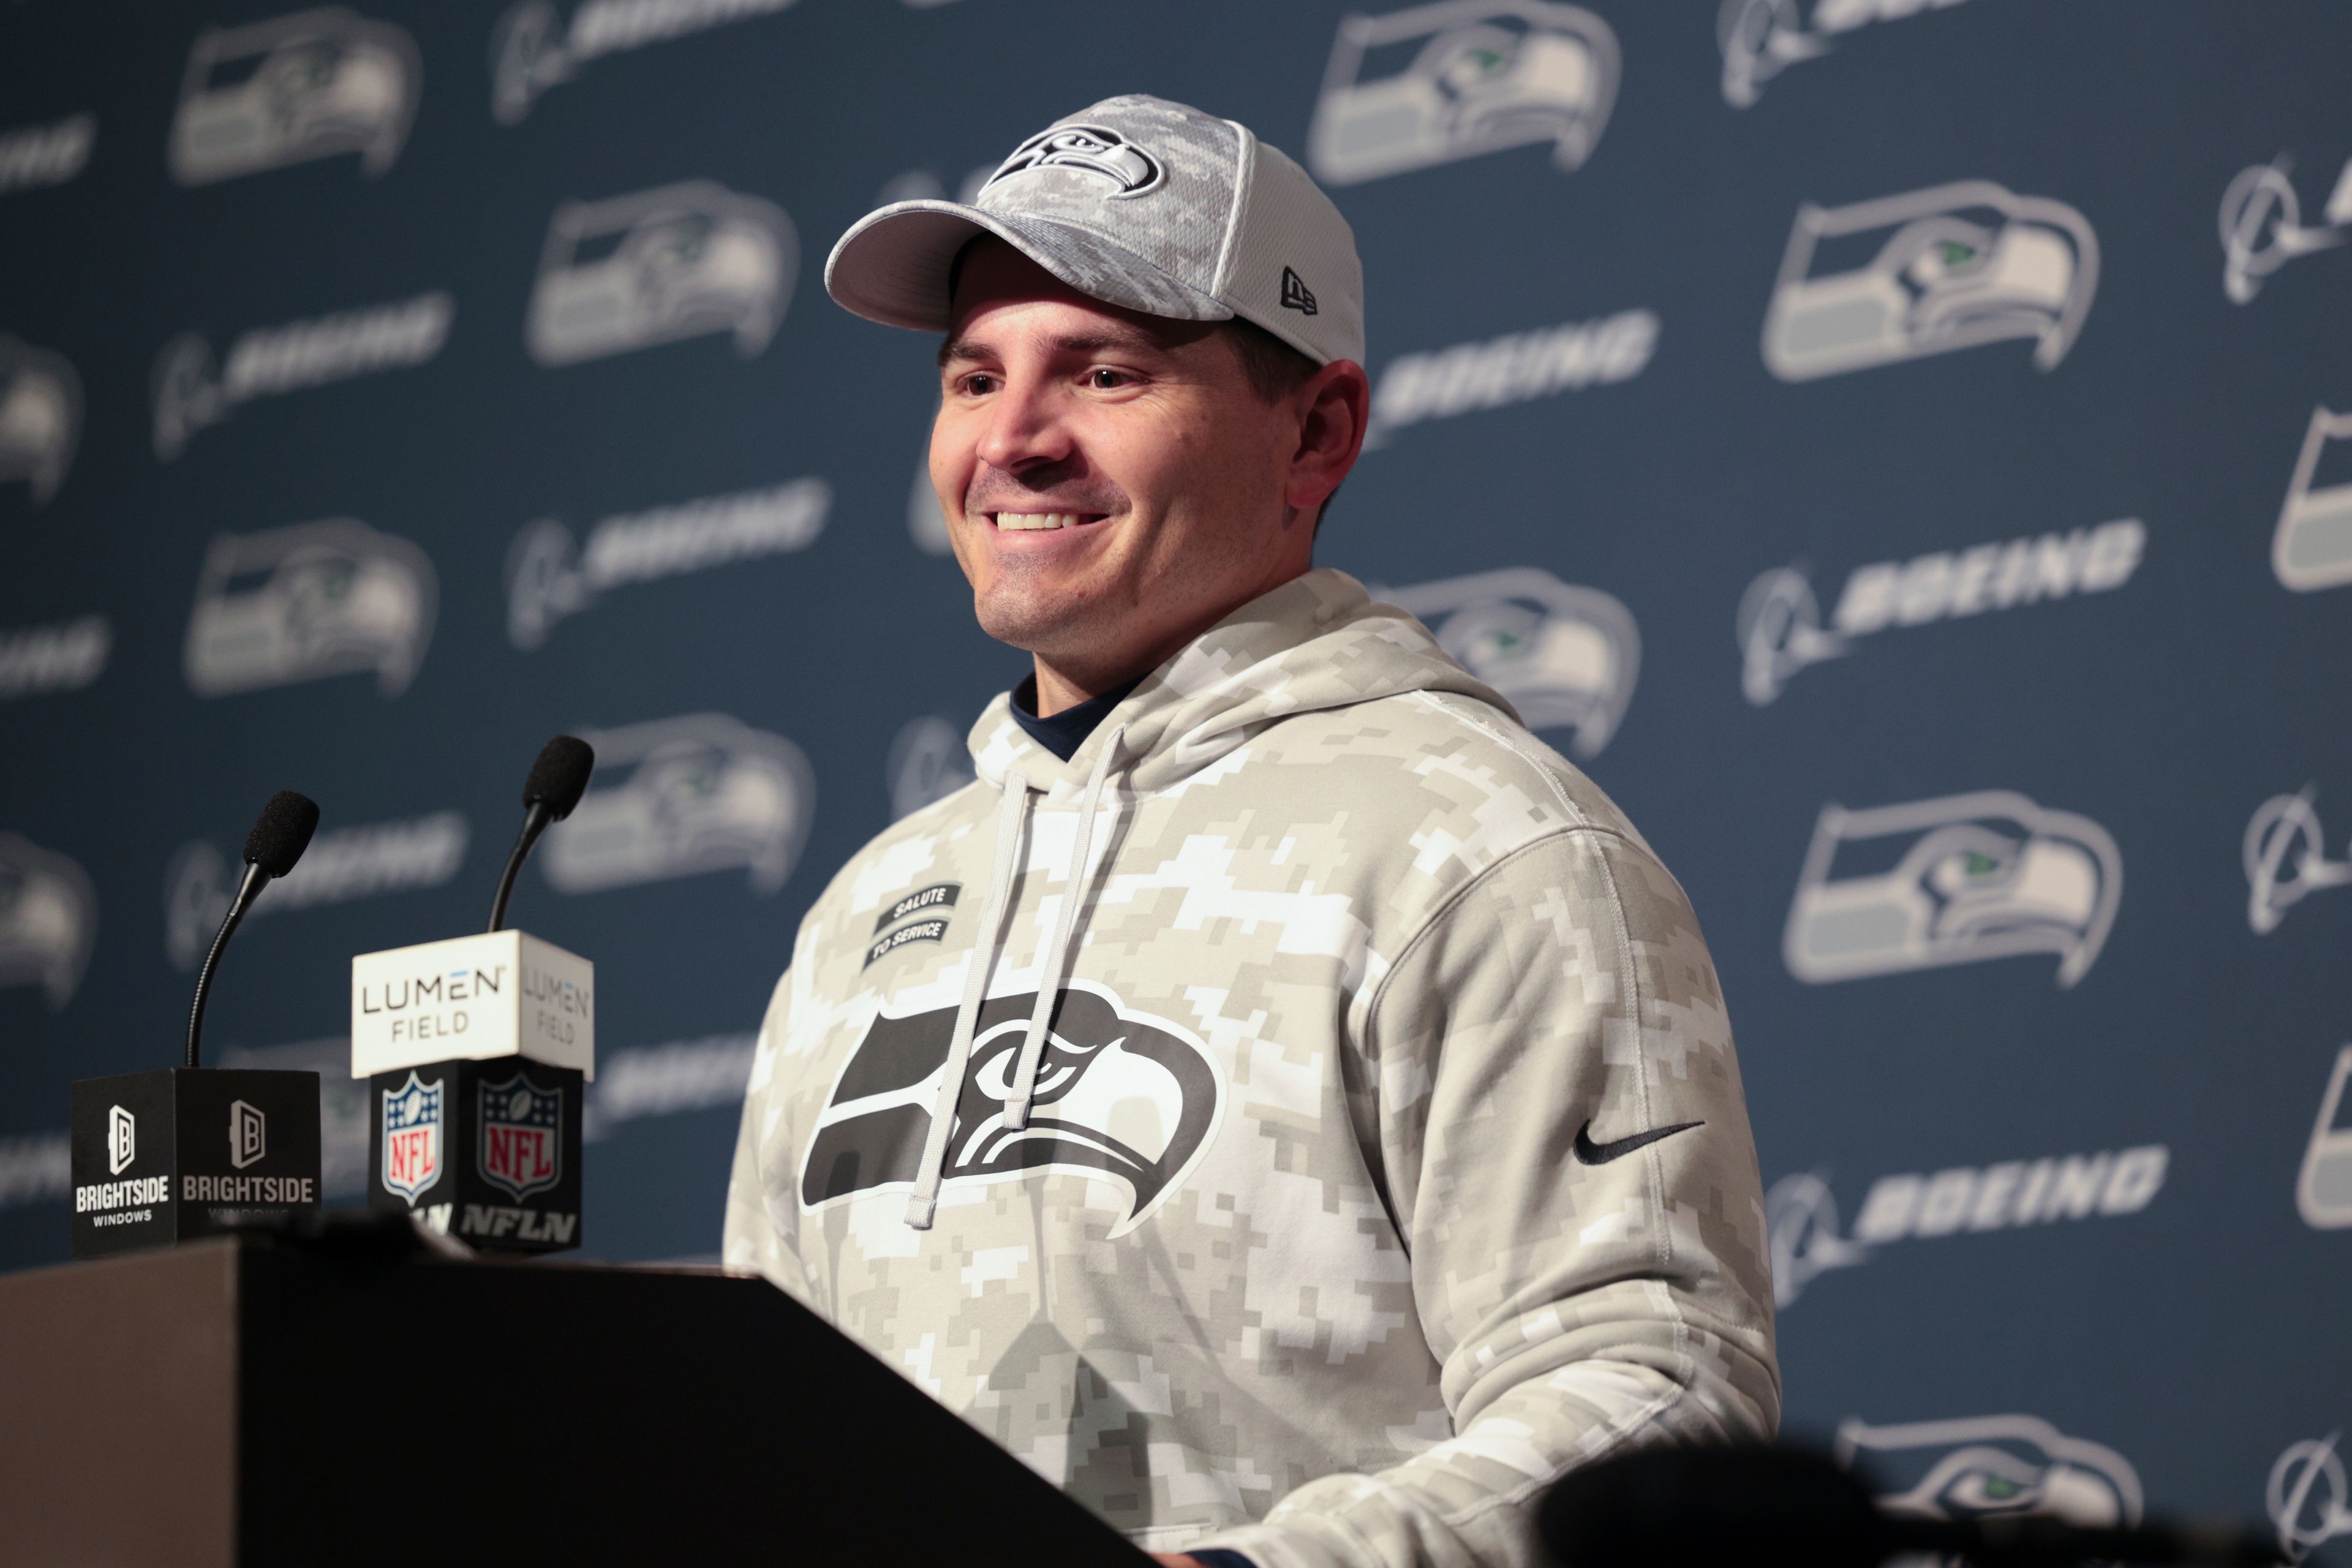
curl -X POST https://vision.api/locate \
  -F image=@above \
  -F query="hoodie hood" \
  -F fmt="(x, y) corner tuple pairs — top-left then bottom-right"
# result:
(968, 567), (1517, 797)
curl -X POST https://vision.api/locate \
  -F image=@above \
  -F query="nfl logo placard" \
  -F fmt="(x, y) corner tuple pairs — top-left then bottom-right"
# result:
(480, 1073), (562, 1200)
(366, 1057), (581, 1253)
(380, 1071), (444, 1202)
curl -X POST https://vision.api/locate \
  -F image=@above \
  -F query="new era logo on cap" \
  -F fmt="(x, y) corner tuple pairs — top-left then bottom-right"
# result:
(824, 94), (1365, 368)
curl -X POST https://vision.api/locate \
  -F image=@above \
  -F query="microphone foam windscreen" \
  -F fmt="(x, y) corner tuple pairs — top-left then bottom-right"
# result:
(243, 791), (321, 878)
(523, 735), (596, 820)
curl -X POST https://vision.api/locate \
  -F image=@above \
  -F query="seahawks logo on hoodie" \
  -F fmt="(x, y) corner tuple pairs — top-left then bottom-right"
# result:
(799, 982), (1222, 1237)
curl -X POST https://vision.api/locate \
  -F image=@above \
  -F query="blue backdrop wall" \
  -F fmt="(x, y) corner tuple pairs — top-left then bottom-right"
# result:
(2, 1), (2346, 1555)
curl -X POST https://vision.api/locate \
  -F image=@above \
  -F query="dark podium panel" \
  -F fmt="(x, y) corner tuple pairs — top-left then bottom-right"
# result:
(0, 1233), (1149, 1568)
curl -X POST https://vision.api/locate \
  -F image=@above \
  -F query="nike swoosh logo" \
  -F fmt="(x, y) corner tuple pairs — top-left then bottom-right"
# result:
(1573, 1118), (1705, 1166)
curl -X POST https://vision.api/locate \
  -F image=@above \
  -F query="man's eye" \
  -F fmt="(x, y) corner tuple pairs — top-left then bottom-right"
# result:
(1088, 368), (1132, 390)
(958, 373), (998, 396)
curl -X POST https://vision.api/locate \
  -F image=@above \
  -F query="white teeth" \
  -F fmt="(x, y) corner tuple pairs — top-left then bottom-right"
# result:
(995, 512), (1080, 530)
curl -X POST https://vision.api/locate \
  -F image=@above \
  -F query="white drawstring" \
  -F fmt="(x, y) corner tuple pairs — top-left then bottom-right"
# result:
(1005, 725), (1126, 1129)
(905, 768), (1031, 1230)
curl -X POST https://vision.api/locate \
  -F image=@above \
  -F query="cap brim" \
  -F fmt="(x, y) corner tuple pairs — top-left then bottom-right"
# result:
(825, 200), (1233, 333)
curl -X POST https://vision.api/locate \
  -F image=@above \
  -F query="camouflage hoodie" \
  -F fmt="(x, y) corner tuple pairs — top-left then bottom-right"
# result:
(723, 568), (1779, 1568)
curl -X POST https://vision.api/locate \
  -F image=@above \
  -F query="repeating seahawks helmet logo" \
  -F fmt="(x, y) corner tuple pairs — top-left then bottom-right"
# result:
(1381, 567), (1640, 760)
(981, 126), (1164, 200)
(1762, 180), (2098, 382)
(1784, 791), (2122, 989)
(1836, 1414), (2143, 1528)
(800, 982), (1221, 1237)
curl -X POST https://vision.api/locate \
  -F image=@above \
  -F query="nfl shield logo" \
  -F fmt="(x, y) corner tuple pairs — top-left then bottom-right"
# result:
(480, 1073), (562, 1200)
(380, 1072), (443, 1202)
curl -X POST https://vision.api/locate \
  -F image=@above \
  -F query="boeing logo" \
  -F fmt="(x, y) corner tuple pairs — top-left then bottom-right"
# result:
(168, 8), (420, 187)
(0, 336), (82, 505)
(153, 292), (453, 461)
(2270, 1431), (2352, 1562)
(1738, 518), (2144, 704)
(1761, 1172), (1867, 1306)
(1763, 181), (2098, 382)
(505, 477), (829, 649)
(541, 713), (814, 896)
(0, 113), (96, 197)
(165, 812), (469, 971)
(2245, 788), (2352, 936)
(582, 1033), (756, 1142)
(1784, 791), (2121, 989)
(0, 1133), (70, 1213)
(2220, 155), (2352, 305)
(1380, 568), (1638, 759)
(526, 181), (796, 366)
(0, 616), (111, 704)
(1368, 307), (1657, 440)
(492, 0), (794, 123)
(1767, 1147), (2166, 1307)
(0, 833), (97, 1010)
(1309, 0), (1618, 187)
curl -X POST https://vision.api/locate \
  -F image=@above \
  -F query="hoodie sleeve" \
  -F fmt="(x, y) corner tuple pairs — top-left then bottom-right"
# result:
(721, 965), (812, 1305)
(1183, 825), (1780, 1568)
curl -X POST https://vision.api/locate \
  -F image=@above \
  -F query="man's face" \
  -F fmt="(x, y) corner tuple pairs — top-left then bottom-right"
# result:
(931, 240), (1313, 682)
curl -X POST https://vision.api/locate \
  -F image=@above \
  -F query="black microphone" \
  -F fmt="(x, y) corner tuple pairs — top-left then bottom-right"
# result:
(186, 790), (320, 1069)
(71, 790), (326, 1258)
(1536, 1443), (2281, 1568)
(488, 734), (594, 932)
(352, 734), (597, 1256)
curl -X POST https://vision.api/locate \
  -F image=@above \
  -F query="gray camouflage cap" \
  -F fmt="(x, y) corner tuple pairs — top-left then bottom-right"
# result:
(826, 94), (1366, 366)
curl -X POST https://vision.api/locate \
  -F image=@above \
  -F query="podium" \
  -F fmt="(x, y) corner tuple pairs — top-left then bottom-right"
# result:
(0, 1232), (1147, 1567)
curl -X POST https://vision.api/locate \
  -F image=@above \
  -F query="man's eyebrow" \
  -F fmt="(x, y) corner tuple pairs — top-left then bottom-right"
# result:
(937, 326), (1167, 370)
(1047, 327), (1164, 357)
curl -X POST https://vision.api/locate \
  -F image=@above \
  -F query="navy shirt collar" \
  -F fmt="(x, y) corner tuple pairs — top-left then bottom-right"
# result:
(1009, 673), (1144, 763)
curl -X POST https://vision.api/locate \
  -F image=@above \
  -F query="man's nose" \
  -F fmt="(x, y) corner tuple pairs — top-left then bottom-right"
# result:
(974, 374), (1076, 474)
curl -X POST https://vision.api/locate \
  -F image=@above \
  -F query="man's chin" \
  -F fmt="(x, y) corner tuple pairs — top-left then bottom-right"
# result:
(971, 584), (1128, 660)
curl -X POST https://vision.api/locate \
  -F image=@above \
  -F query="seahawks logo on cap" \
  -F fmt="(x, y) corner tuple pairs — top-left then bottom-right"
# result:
(981, 126), (1164, 199)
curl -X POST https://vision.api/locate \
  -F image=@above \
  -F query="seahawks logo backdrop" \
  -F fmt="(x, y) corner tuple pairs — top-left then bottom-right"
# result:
(799, 982), (1222, 1237)
(6, 4), (2352, 1537)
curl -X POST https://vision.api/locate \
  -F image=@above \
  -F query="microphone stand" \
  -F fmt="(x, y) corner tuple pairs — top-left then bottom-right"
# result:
(186, 862), (272, 1069)
(488, 801), (554, 933)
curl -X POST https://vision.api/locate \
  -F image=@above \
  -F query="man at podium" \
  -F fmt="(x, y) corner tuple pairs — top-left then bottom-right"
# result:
(724, 96), (1779, 1568)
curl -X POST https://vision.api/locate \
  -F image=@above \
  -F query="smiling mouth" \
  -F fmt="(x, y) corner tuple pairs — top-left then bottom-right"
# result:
(989, 511), (1108, 532)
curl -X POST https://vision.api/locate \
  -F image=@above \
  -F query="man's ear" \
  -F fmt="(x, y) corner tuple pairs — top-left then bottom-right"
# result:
(1286, 358), (1370, 518)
